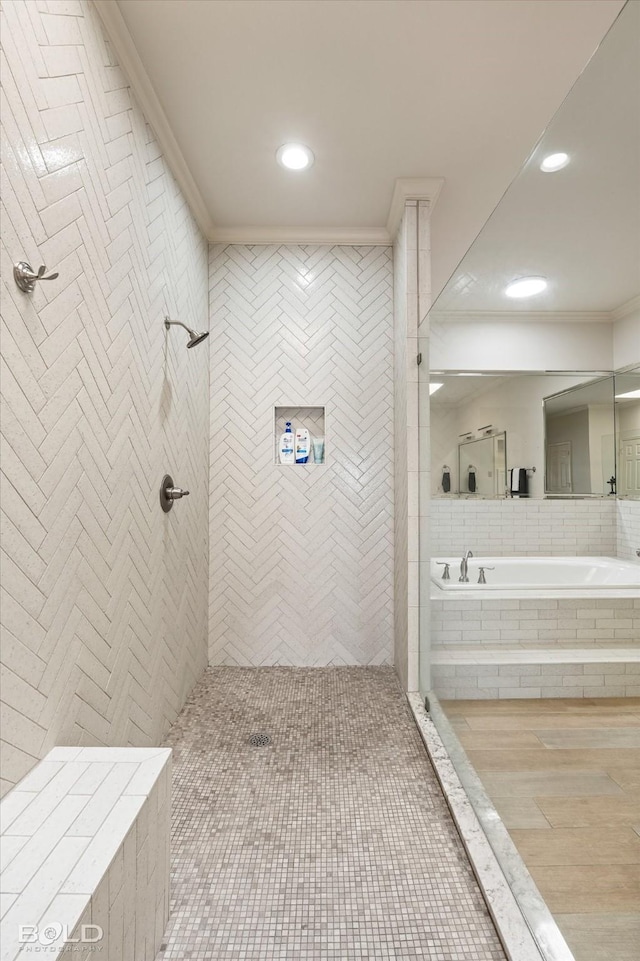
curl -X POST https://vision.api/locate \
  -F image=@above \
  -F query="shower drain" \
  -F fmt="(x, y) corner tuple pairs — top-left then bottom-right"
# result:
(248, 733), (271, 747)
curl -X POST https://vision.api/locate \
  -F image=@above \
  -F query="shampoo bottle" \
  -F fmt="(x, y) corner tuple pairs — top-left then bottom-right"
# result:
(295, 427), (310, 464)
(279, 422), (295, 464)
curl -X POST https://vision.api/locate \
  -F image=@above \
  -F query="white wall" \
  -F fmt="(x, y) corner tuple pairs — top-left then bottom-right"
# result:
(613, 309), (640, 369)
(618, 402), (640, 434)
(0, 0), (209, 795)
(547, 408), (591, 492)
(430, 319), (614, 371)
(208, 244), (394, 666)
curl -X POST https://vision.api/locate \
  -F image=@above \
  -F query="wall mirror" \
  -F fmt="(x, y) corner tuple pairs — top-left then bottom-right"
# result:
(543, 375), (616, 496)
(423, 0), (638, 502)
(431, 371), (612, 499)
(615, 365), (640, 497)
(456, 432), (506, 497)
(422, 0), (638, 322)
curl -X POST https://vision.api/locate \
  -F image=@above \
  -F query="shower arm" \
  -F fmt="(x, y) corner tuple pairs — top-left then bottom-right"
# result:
(164, 315), (209, 349)
(164, 318), (191, 334)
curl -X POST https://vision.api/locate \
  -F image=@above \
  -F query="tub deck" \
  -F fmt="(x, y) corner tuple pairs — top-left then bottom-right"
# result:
(431, 556), (640, 592)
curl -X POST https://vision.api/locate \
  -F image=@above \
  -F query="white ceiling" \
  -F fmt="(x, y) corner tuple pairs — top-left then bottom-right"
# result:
(112, 0), (625, 294)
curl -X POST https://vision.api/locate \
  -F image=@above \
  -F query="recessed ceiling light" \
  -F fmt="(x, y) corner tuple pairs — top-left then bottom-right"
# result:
(505, 277), (548, 299)
(276, 143), (314, 171)
(429, 383), (443, 395)
(615, 389), (640, 399)
(540, 152), (569, 172)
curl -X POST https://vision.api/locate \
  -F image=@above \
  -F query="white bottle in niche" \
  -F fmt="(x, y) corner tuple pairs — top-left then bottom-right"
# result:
(295, 427), (310, 464)
(279, 422), (295, 464)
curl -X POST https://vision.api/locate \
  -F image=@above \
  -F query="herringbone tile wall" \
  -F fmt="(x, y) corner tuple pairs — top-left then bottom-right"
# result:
(209, 244), (394, 666)
(0, 0), (209, 796)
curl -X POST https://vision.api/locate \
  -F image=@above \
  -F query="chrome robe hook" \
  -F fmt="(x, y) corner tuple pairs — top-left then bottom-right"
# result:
(13, 262), (59, 293)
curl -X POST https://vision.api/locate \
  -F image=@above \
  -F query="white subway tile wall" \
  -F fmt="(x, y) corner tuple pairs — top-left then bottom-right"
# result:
(208, 245), (394, 666)
(0, 746), (171, 961)
(0, 0), (209, 795)
(432, 650), (640, 699)
(617, 499), (640, 561)
(432, 597), (640, 648)
(431, 499), (617, 557)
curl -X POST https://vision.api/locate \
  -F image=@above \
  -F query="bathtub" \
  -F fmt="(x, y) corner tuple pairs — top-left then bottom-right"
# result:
(431, 555), (640, 591)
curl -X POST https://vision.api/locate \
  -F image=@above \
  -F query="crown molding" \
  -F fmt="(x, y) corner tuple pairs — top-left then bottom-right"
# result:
(92, 0), (215, 239)
(386, 178), (445, 240)
(611, 294), (640, 322)
(209, 225), (392, 246)
(92, 4), (444, 247)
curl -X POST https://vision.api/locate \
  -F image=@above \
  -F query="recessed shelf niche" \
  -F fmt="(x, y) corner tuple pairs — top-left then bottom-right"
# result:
(274, 406), (326, 466)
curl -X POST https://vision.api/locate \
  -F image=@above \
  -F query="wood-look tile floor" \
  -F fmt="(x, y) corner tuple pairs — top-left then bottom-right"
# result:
(442, 697), (640, 961)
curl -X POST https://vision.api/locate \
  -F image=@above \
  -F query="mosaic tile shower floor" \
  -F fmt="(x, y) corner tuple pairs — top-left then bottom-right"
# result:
(157, 667), (505, 959)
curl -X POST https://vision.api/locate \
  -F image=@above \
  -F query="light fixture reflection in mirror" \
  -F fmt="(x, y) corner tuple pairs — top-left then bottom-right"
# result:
(540, 152), (570, 172)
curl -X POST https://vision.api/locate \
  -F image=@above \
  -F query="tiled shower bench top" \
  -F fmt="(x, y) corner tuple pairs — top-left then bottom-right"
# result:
(0, 747), (171, 961)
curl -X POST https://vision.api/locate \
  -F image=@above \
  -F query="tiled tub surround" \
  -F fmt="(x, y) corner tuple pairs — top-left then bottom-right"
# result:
(0, 746), (171, 960)
(617, 499), (640, 562)
(431, 499), (617, 557)
(432, 591), (640, 699)
(432, 595), (640, 649)
(431, 499), (640, 698)
(158, 666), (505, 960)
(432, 649), (640, 700)
(0, 0), (209, 795)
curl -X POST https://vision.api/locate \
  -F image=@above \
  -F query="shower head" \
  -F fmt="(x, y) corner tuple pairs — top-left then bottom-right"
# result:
(187, 330), (209, 348)
(164, 317), (209, 349)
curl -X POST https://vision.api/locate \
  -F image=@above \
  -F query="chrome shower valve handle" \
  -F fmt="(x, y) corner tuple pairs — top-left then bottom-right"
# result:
(160, 474), (190, 513)
(13, 262), (59, 292)
(165, 485), (189, 500)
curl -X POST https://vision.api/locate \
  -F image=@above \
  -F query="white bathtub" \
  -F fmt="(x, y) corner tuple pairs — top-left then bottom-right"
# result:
(431, 556), (640, 591)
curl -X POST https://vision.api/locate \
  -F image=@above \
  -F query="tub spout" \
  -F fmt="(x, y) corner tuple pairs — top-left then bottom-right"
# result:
(459, 550), (473, 583)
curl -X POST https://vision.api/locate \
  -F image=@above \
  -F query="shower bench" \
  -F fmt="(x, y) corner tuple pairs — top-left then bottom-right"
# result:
(0, 746), (171, 960)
